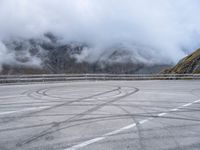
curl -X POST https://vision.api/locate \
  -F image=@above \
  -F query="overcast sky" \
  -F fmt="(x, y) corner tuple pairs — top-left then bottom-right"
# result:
(0, 0), (200, 67)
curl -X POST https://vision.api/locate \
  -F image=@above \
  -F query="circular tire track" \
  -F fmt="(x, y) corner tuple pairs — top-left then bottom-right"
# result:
(16, 86), (139, 147)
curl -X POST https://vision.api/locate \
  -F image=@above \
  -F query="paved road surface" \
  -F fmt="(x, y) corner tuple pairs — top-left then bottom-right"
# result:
(0, 80), (200, 150)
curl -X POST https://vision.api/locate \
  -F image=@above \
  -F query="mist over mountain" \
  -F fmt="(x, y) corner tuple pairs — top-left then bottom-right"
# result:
(1, 0), (200, 74)
(0, 33), (170, 74)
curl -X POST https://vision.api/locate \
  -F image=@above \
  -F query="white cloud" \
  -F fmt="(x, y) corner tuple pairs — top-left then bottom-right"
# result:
(0, 0), (200, 67)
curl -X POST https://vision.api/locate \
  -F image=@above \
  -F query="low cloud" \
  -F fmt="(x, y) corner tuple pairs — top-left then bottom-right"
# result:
(1, 0), (200, 68)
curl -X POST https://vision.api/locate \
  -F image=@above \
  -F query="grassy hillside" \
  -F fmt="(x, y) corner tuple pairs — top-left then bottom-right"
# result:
(163, 49), (200, 74)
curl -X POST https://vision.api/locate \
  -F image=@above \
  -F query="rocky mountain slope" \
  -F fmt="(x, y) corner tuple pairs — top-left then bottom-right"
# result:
(163, 49), (200, 74)
(0, 33), (170, 75)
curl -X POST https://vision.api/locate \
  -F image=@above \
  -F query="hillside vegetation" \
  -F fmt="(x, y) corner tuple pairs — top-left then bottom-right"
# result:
(163, 49), (200, 74)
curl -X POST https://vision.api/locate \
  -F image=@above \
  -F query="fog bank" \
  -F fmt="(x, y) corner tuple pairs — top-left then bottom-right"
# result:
(1, 0), (200, 68)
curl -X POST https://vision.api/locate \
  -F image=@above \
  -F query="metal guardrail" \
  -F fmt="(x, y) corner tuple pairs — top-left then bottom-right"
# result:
(0, 74), (200, 84)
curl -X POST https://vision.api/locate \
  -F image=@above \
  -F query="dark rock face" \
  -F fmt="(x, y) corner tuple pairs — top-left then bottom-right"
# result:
(1, 34), (169, 75)
(162, 49), (200, 74)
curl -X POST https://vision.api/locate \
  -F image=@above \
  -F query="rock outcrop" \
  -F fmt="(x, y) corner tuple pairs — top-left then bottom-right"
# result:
(0, 33), (170, 75)
(163, 49), (200, 74)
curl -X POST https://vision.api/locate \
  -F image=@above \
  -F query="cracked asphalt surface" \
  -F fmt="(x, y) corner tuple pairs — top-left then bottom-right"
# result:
(0, 80), (200, 150)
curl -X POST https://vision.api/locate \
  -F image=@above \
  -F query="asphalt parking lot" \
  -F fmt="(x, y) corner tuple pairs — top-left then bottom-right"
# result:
(0, 80), (200, 150)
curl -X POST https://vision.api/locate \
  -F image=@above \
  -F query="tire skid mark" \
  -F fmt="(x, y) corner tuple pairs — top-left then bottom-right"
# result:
(0, 86), (121, 124)
(65, 97), (200, 150)
(16, 87), (139, 147)
(116, 105), (147, 150)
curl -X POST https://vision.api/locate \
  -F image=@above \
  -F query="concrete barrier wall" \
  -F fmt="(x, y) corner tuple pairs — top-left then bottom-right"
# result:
(0, 74), (200, 84)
